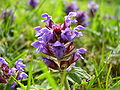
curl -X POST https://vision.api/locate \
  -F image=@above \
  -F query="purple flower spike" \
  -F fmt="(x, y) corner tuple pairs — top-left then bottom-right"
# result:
(28, 0), (38, 8)
(42, 57), (59, 70)
(16, 72), (28, 80)
(15, 59), (26, 71)
(65, 1), (79, 15)
(0, 57), (8, 66)
(11, 81), (17, 89)
(1, 9), (15, 24)
(88, 1), (99, 17)
(32, 12), (87, 71)
(52, 41), (66, 58)
(76, 11), (89, 26)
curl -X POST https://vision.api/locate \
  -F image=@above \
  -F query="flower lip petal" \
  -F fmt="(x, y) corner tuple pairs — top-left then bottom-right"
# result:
(77, 48), (87, 54)
(31, 41), (42, 47)
(52, 41), (62, 47)
(68, 12), (77, 17)
(74, 25), (85, 30)
(34, 26), (42, 31)
(41, 13), (52, 18)
(16, 72), (28, 80)
(15, 59), (26, 71)
(0, 57), (8, 66)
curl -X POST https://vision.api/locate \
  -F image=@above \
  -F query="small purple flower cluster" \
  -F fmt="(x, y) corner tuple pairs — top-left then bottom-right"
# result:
(0, 57), (28, 88)
(88, 1), (99, 17)
(64, 1), (79, 15)
(1, 9), (15, 24)
(28, 0), (38, 8)
(64, 1), (89, 26)
(32, 12), (87, 71)
(76, 11), (89, 27)
(64, 1), (99, 26)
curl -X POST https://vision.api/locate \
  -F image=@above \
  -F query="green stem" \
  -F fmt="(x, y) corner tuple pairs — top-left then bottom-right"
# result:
(64, 75), (70, 90)
(60, 71), (70, 90)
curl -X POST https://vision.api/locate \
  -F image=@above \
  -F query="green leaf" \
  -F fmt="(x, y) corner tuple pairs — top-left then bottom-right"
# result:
(68, 67), (91, 84)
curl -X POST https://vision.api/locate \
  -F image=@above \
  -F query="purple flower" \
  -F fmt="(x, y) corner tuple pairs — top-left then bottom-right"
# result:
(61, 28), (82, 41)
(74, 48), (87, 60)
(28, 0), (38, 8)
(11, 81), (17, 88)
(41, 13), (54, 28)
(8, 67), (17, 75)
(34, 26), (42, 36)
(10, 72), (28, 88)
(64, 1), (79, 15)
(39, 28), (53, 43)
(0, 57), (27, 88)
(52, 41), (66, 58)
(77, 48), (87, 54)
(1, 9), (15, 24)
(88, 1), (99, 17)
(65, 12), (77, 27)
(74, 25), (85, 30)
(32, 12), (86, 71)
(15, 59), (26, 71)
(0, 57), (8, 66)
(76, 11), (89, 26)
(31, 41), (49, 54)
(16, 72), (28, 80)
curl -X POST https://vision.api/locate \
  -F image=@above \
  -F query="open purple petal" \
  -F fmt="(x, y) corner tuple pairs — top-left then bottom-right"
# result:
(31, 41), (42, 47)
(11, 81), (17, 88)
(15, 59), (26, 71)
(8, 67), (17, 75)
(16, 72), (28, 80)
(74, 25), (85, 30)
(52, 41), (66, 58)
(77, 48), (87, 54)
(34, 26), (42, 31)
(0, 57), (8, 66)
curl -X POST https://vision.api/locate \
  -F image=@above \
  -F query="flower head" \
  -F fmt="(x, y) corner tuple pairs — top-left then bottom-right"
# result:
(28, 0), (38, 8)
(32, 12), (86, 71)
(64, 1), (79, 15)
(0, 57), (27, 88)
(1, 9), (15, 24)
(76, 11), (89, 26)
(88, 1), (99, 17)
